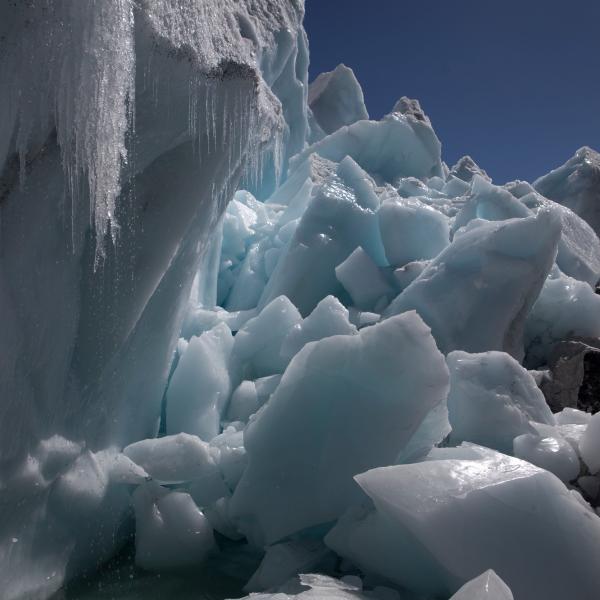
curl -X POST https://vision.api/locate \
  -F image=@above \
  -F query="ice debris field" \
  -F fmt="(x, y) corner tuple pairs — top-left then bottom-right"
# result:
(2, 2), (600, 600)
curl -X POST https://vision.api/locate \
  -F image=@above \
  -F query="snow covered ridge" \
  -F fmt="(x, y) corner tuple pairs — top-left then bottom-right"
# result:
(2, 3), (600, 600)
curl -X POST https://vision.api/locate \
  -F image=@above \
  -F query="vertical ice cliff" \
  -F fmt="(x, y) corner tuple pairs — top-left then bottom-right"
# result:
(0, 1), (308, 598)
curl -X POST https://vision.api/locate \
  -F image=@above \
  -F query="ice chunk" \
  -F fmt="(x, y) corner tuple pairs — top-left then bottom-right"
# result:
(326, 452), (600, 600)
(449, 156), (491, 183)
(210, 426), (248, 491)
(451, 176), (531, 236)
(449, 570), (513, 600)
(259, 174), (385, 316)
(555, 423), (587, 454)
(223, 374), (283, 426)
(308, 64), (369, 135)
(556, 407), (592, 425)
(534, 146), (600, 237)
(513, 432), (580, 483)
(524, 268), (600, 367)
(101, 451), (150, 485)
(521, 191), (600, 286)
(385, 212), (561, 360)
(396, 400), (451, 464)
(226, 381), (261, 424)
(166, 323), (234, 440)
(336, 156), (381, 211)
(290, 101), (443, 184)
(233, 296), (302, 378)
(182, 306), (258, 338)
(378, 197), (449, 267)
(245, 540), (333, 592)
(281, 296), (357, 362)
(335, 248), (395, 310)
(230, 311), (449, 546)
(123, 433), (223, 486)
(446, 351), (554, 453)
(580, 413), (600, 474)
(133, 482), (215, 571)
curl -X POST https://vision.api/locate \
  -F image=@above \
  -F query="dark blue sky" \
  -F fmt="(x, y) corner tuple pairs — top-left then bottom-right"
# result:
(304, 0), (600, 184)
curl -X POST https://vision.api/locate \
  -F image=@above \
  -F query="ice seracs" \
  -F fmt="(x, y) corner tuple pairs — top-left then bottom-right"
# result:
(534, 146), (600, 238)
(446, 350), (554, 453)
(325, 450), (600, 600)
(308, 64), (369, 136)
(4, 2), (600, 596)
(229, 311), (449, 546)
(385, 212), (561, 360)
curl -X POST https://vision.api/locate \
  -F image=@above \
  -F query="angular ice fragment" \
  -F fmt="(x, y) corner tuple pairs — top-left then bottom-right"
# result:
(451, 176), (531, 236)
(100, 450), (150, 485)
(123, 433), (223, 489)
(229, 311), (449, 546)
(226, 380), (260, 424)
(449, 570), (513, 600)
(308, 64), (369, 135)
(336, 157), (380, 211)
(233, 295), (302, 378)
(524, 268), (600, 367)
(281, 295), (357, 362)
(290, 104), (443, 184)
(555, 407), (592, 425)
(580, 413), (600, 474)
(449, 156), (491, 183)
(534, 146), (600, 237)
(385, 212), (561, 360)
(335, 247), (395, 310)
(133, 482), (215, 571)
(326, 452), (600, 600)
(166, 323), (234, 440)
(209, 426), (248, 491)
(513, 432), (580, 483)
(521, 191), (600, 286)
(378, 197), (449, 267)
(555, 423), (587, 455)
(259, 175), (385, 315)
(446, 351), (554, 453)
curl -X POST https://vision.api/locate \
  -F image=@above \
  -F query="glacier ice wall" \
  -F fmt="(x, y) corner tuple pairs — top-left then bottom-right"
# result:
(0, 1), (308, 598)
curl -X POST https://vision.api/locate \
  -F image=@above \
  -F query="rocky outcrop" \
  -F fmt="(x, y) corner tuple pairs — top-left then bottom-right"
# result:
(539, 339), (600, 414)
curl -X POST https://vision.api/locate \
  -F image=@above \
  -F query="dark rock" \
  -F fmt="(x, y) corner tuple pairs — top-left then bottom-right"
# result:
(538, 339), (600, 413)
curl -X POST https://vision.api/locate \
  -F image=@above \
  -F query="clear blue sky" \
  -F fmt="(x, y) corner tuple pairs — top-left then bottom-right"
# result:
(303, 0), (600, 184)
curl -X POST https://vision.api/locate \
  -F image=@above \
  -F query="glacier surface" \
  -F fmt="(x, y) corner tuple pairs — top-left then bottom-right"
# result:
(2, 2), (600, 600)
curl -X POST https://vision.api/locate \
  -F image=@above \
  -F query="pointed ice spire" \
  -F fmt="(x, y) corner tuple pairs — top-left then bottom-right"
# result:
(391, 96), (431, 125)
(534, 146), (600, 236)
(450, 155), (491, 182)
(308, 63), (369, 135)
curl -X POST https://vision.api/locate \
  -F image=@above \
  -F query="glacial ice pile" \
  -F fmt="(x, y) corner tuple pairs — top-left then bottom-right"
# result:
(2, 1), (600, 599)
